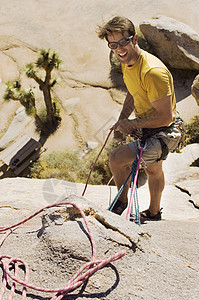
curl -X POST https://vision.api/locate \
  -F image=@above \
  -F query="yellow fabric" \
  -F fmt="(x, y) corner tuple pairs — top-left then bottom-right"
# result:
(122, 51), (176, 122)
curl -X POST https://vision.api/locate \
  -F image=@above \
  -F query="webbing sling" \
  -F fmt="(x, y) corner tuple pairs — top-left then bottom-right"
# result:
(156, 137), (169, 161)
(141, 126), (171, 161)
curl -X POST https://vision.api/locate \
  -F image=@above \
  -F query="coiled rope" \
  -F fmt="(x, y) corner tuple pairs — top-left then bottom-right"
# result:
(0, 201), (125, 299)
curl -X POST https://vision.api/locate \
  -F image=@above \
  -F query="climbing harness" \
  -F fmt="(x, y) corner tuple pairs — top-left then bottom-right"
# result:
(140, 114), (186, 158)
(0, 201), (125, 299)
(140, 126), (171, 162)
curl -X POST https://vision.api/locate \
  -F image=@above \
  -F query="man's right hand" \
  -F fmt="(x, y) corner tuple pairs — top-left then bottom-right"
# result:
(113, 130), (126, 142)
(110, 120), (126, 142)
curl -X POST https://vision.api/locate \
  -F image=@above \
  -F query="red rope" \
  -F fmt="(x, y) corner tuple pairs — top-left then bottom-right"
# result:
(126, 147), (143, 221)
(0, 201), (125, 299)
(82, 129), (113, 197)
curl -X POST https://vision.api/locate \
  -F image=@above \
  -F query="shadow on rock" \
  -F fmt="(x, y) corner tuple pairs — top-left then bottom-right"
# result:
(63, 264), (120, 300)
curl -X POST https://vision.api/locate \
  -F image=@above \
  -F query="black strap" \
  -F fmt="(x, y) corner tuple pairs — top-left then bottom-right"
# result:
(140, 125), (173, 147)
(156, 137), (169, 161)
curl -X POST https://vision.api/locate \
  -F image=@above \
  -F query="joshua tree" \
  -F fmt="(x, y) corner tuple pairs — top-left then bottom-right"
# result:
(4, 49), (62, 132)
(4, 81), (45, 130)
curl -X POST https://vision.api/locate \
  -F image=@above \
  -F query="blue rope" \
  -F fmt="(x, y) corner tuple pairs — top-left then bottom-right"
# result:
(108, 168), (133, 211)
(131, 184), (141, 226)
(129, 156), (141, 226)
(108, 155), (141, 225)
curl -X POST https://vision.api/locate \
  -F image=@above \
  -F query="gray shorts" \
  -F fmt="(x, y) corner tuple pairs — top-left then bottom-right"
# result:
(128, 126), (182, 165)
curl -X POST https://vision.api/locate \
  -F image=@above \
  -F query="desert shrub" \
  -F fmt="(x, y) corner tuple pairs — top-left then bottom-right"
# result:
(30, 140), (117, 184)
(110, 52), (122, 74)
(37, 104), (48, 124)
(30, 138), (148, 185)
(185, 115), (199, 145)
(37, 99), (61, 125)
(184, 115), (199, 167)
(31, 151), (83, 182)
(31, 115), (199, 184)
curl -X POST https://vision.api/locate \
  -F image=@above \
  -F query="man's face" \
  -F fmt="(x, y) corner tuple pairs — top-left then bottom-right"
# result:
(107, 30), (136, 65)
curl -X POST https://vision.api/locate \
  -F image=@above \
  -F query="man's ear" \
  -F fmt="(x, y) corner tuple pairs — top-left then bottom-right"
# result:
(133, 33), (139, 45)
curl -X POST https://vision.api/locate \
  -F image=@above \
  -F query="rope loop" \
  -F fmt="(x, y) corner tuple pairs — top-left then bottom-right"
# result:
(0, 201), (125, 299)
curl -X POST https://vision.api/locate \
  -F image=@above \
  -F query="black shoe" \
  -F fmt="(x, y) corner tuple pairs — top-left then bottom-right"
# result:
(140, 209), (162, 221)
(111, 200), (127, 215)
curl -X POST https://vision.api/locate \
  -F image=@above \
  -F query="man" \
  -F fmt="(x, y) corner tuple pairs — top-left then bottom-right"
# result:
(97, 16), (181, 220)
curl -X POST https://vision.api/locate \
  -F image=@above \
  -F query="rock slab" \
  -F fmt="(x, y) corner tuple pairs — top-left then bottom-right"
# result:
(140, 15), (199, 70)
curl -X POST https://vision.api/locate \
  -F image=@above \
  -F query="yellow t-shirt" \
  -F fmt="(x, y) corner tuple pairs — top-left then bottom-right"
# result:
(122, 51), (176, 122)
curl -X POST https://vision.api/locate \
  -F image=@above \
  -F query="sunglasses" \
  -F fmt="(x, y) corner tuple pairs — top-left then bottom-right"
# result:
(108, 35), (134, 49)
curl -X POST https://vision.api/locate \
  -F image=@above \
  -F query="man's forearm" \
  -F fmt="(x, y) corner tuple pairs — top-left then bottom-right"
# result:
(118, 91), (134, 120)
(132, 111), (167, 129)
(115, 96), (173, 134)
(132, 96), (173, 129)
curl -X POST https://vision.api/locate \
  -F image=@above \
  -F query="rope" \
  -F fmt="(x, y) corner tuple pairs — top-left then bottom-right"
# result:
(81, 126), (143, 225)
(82, 129), (113, 197)
(0, 201), (125, 299)
(108, 164), (134, 212)
(131, 185), (140, 225)
(126, 147), (143, 224)
(108, 148), (143, 225)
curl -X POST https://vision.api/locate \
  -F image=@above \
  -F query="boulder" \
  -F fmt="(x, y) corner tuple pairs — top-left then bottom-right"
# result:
(0, 192), (198, 299)
(191, 74), (199, 105)
(0, 107), (32, 150)
(86, 140), (99, 150)
(163, 143), (199, 184)
(139, 15), (199, 70)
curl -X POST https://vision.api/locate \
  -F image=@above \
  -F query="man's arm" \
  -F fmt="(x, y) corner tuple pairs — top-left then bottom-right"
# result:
(111, 91), (134, 140)
(118, 91), (135, 120)
(133, 95), (173, 128)
(115, 95), (173, 134)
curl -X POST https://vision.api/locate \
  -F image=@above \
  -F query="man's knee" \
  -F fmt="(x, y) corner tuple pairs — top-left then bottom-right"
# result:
(145, 161), (164, 177)
(109, 145), (135, 169)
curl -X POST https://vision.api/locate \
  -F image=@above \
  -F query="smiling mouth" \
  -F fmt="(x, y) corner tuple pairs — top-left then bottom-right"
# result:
(118, 52), (127, 58)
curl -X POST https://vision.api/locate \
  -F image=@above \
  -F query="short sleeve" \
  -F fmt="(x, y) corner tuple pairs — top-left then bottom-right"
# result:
(144, 68), (172, 102)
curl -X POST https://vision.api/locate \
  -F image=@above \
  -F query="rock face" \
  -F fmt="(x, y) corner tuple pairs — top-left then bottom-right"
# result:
(0, 192), (199, 299)
(0, 142), (199, 299)
(0, 194), (149, 299)
(0, 2), (199, 153)
(140, 15), (199, 70)
(0, 107), (31, 150)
